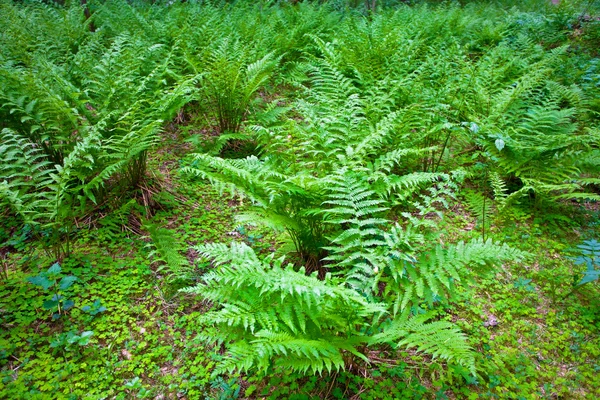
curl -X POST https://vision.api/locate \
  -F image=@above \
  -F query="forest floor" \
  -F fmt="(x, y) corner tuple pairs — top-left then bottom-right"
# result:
(1, 118), (599, 399)
(1, 1), (600, 399)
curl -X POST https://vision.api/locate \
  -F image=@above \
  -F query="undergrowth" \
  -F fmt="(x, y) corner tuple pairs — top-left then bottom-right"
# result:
(1, 0), (600, 398)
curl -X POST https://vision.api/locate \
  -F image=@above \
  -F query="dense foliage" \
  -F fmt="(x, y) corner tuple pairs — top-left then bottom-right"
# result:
(1, 0), (600, 398)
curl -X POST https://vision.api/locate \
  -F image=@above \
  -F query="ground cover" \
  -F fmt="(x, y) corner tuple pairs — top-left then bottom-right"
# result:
(1, 0), (600, 398)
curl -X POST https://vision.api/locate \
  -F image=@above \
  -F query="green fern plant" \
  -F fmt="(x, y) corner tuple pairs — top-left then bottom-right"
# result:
(369, 311), (476, 374)
(183, 242), (477, 376)
(0, 128), (93, 260)
(322, 170), (390, 291)
(144, 223), (191, 283)
(183, 153), (328, 270)
(182, 242), (383, 375)
(182, 48), (441, 269)
(324, 6), (600, 205)
(464, 190), (494, 241)
(323, 170), (527, 314)
(466, 45), (600, 204)
(463, 170), (529, 239)
(188, 37), (277, 135)
(0, 11), (196, 260)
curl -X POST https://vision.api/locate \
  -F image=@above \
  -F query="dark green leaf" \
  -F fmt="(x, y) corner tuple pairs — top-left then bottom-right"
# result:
(579, 270), (600, 286)
(43, 299), (59, 310)
(47, 263), (61, 275)
(63, 300), (75, 311)
(27, 275), (53, 291)
(59, 276), (77, 290)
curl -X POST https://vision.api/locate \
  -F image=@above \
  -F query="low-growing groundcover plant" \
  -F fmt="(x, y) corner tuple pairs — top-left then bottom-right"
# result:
(26, 262), (78, 320)
(572, 238), (600, 287)
(1, 0), (600, 398)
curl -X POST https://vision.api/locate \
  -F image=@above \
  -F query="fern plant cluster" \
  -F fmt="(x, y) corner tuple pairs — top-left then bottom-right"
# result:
(0, 0), (196, 258)
(181, 21), (532, 376)
(183, 241), (484, 376)
(179, 0), (596, 380)
(0, 0), (598, 387)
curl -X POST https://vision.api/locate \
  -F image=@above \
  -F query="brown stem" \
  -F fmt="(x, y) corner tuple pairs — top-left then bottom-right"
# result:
(81, 0), (95, 32)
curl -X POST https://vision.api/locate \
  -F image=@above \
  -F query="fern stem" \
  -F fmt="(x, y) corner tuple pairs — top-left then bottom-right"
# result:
(482, 168), (488, 241)
(433, 130), (452, 173)
(482, 194), (486, 241)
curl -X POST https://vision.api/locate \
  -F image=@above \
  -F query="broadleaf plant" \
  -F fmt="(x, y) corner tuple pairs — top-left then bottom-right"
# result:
(573, 239), (600, 286)
(27, 262), (77, 320)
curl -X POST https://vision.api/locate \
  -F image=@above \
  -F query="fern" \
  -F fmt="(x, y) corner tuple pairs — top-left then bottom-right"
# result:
(0, 6), (197, 256)
(1, 0), (596, 385)
(321, 170), (526, 314)
(182, 47), (448, 269)
(183, 242), (479, 375)
(469, 46), (600, 204)
(385, 238), (527, 315)
(464, 190), (495, 240)
(0, 127), (98, 260)
(191, 38), (278, 134)
(183, 242), (384, 375)
(0, 128), (54, 220)
(370, 312), (476, 374)
(322, 170), (390, 292)
(145, 224), (190, 283)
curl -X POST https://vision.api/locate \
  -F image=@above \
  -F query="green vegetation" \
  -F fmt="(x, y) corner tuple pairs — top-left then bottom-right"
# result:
(1, 0), (600, 398)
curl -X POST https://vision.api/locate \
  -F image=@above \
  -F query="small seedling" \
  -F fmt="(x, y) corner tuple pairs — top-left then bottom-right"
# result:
(124, 377), (152, 398)
(50, 330), (94, 351)
(573, 239), (600, 286)
(27, 262), (77, 320)
(211, 377), (241, 400)
(82, 299), (108, 316)
(514, 277), (535, 292)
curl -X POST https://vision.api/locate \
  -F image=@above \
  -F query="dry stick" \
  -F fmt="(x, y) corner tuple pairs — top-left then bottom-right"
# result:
(324, 370), (338, 399)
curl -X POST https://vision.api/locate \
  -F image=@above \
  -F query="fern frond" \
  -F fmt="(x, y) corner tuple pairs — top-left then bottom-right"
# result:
(322, 171), (389, 291)
(145, 224), (190, 282)
(464, 190), (495, 239)
(383, 238), (527, 314)
(183, 242), (386, 375)
(370, 312), (476, 374)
